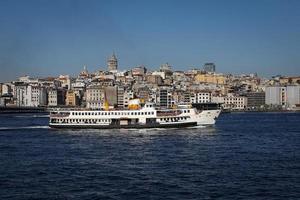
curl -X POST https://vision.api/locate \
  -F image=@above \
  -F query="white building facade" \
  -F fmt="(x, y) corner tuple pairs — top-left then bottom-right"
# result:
(86, 85), (103, 109)
(223, 95), (247, 110)
(266, 86), (300, 108)
(190, 92), (212, 103)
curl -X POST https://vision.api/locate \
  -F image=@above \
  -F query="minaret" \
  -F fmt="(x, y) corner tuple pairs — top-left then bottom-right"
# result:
(107, 53), (118, 72)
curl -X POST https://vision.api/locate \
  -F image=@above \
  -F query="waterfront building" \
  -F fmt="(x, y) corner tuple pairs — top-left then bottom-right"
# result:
(286, 85), (300, 108)
(14, 82), (28, 107)
(66, 90), (80, 106)
(14, 83), (47, 107)
(1, 83), (12, 95)
(104, 86), (118, 108)
(107, 53), (118, 72)
(245, 92), (265, 109)
(116, 87), (134, 109)
(211, 96), (225, 104)
(71, 81), (86, 105)
(190, 91), (212, 104)
(30, 86), (47, 107)
(223, 94), (247, 110)
(86, 85), (103, 109)
(123, 90), (134, 108)
(203, 63), (216, 73)
(184, 91), (191, 103)
(0, 93), (14, 107)
(265, 86), (286, 107)
(48, 88), (66, 107)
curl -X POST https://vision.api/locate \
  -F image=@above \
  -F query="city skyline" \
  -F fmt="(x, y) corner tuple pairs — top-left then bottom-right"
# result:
(1, 0), (300, 82)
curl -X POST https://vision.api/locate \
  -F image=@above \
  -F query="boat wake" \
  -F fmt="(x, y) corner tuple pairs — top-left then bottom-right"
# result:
(14, 115), (49, 118)
(187, 125), (207, 129)
(0, 126), (50, 131)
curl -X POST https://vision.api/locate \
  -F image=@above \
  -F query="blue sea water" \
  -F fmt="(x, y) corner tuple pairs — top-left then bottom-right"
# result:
(0, 112), (299, 200)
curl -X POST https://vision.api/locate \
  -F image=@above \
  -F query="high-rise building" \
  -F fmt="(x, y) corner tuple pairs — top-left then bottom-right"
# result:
(159, 88), (172, 108)
(203, 63), (216, 73)
(107, 53), (118, 72)
(117, 86), (125, 108)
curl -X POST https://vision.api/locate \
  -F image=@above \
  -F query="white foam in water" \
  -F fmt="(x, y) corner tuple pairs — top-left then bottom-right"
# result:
(0, 126), (50, 130)
(14, 115), (49, 118)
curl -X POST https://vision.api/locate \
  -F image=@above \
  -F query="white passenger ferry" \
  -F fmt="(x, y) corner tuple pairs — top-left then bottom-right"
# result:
(49, 101), (221, 129)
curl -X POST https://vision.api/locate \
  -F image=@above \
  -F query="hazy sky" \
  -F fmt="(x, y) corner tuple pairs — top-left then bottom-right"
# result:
(0, 0), (299, 82)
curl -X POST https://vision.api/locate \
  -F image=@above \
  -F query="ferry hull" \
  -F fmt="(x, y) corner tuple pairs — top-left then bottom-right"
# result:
(49, 122), (198, 129)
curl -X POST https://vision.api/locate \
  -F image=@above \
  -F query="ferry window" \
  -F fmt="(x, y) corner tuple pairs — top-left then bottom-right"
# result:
(187, 110), (190, 113)
(138, 112), (140, 115)
(151, 112), (154, 115)
(105, 112), (107, 115)
(141, 112), (144, 115)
